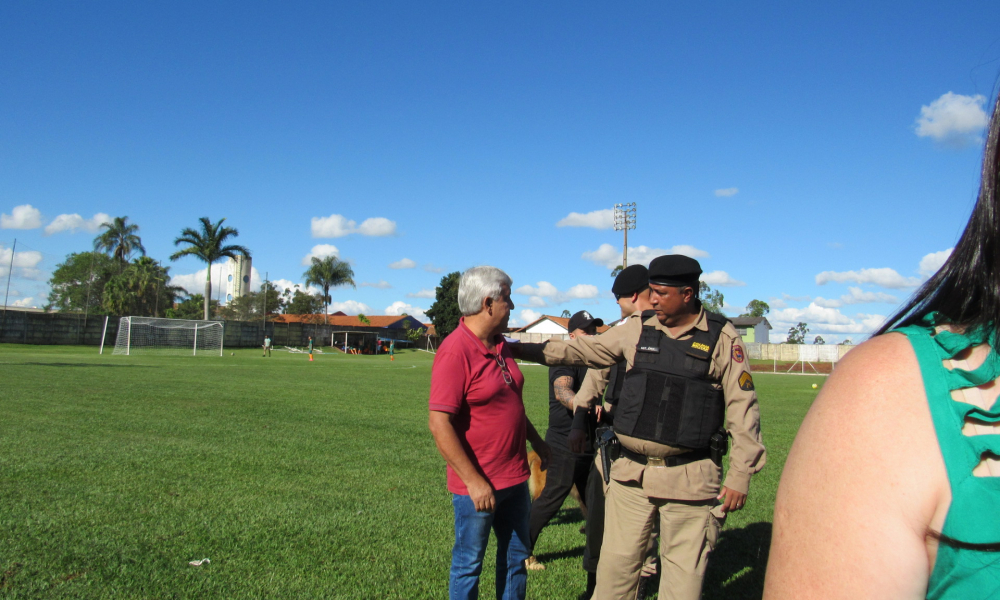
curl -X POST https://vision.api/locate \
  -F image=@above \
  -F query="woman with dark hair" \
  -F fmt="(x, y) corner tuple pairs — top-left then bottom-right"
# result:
(764, 89), (1000, 600)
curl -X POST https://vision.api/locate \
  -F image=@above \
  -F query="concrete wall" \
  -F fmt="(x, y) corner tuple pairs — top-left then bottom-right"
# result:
(745, 342), (854, 362)
(0, 311), (119, 347)
(505, 331), (571, 343)
(0, 311), (420, 350)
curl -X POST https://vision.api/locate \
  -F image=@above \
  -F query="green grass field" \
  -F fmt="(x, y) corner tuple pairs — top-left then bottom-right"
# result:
(0, 344), (822, 599)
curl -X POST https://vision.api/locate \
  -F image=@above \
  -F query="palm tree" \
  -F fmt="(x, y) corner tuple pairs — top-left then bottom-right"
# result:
(94, 216), (146, 267)
(170, 217), (251, 320)
(303, 256), (355, 324)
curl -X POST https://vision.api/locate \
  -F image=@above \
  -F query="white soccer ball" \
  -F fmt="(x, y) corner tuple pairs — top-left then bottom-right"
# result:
(231, 352), (235, 356)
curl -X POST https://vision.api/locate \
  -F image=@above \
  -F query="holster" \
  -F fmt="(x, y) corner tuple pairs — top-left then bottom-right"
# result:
(709, 428), (729, 467)
(596, 427), (619, 485)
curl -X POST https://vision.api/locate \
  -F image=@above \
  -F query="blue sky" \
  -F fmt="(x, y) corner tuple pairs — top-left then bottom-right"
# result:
(2, 2), (999, 342)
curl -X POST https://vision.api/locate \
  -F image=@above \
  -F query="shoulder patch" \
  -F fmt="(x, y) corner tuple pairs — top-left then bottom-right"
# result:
(738, 371), (754, 391)
(732, 345), (744, 363)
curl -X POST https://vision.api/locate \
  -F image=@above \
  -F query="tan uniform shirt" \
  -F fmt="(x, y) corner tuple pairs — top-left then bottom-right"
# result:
(524, 308), (766, 500)
(571, 311), (646, 413)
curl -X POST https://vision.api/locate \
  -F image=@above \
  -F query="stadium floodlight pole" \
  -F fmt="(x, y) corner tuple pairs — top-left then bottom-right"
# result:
(613, 203), (637, 267)
(1, 238), (15, 337)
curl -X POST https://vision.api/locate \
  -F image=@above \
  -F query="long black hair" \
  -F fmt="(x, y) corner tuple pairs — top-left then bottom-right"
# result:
(877, 90), (1000, 342)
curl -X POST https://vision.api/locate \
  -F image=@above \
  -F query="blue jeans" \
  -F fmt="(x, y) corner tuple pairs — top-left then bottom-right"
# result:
(450, 481), (530, 600)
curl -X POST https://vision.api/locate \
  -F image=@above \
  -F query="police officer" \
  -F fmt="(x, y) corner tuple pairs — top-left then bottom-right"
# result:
(515, 255), (766, 600)
(526, 310), (603, 571)
(568, 264), (659, 599)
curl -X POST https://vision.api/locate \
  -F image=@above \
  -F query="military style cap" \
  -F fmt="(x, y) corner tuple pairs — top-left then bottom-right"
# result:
(568, 310), (604, 332)
(648, 255), (702, 286)
(611, 264), (649, 298)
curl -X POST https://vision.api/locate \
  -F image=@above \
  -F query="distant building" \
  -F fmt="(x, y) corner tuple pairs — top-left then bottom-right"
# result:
(225, 255), (252, 303)
(509, 314), (611, 343)
(730, 316), (771, 345)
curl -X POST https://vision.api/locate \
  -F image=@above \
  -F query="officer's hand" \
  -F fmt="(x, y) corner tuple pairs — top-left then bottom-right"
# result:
(468, 478), (496, 513)
(594, 405), (605, 422)
(532, 439), (552, 471)
(568, 429), (588, 454)
(717, 486), (747, 513)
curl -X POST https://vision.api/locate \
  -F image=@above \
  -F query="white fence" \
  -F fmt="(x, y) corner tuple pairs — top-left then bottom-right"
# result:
(505, 332), (571, 343)
(745, 343), (854, 363)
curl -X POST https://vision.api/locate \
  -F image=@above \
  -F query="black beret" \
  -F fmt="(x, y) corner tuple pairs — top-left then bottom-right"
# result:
(611, 264), (649, 298)
(648, 255), (702, 286)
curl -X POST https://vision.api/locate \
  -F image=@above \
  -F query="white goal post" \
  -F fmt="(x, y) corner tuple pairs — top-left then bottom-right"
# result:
(112, 317), (224, 356)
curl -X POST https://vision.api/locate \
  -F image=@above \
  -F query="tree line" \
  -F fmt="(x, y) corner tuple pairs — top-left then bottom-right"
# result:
(47, 216), (355, 321)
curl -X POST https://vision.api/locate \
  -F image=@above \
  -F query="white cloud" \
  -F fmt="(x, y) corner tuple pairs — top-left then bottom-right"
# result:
(328, 300), (372, 315)
(171, 264), (264, 300)
(311, 214), (356, 238)
(1, 204), (43, 230)
(511, 309), (543, 328)
(389, 258), (417, 270)
(357, 217), (397, 237)
(701, 270), (745, 287)
(44, 212), (111, 235)
(814, 287), (899, 308)
(582, 243), (710, 269)
(301, 244), (340, 265)
(11, 297), (35, 308)
(915, 92), (988, 147)
(271, 279), (320, 296)
(361, 280), (392, 289)
(919, 248), (953, 277)
(384, 301), (428, 322)
(311, 214), (398, 238)
(815, 267), (921, 289)
(424, 264), (445, 273)
(714, 188), (739, 197)
(556, 209), (615, 229)
(407, 288), (436, 299)
(0, 245), (44, 280)
(769, 303), (888, 338)
(513, 281), (600, 307)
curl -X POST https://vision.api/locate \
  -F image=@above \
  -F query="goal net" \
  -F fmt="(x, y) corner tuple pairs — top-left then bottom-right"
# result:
(112, 317), (224, 356)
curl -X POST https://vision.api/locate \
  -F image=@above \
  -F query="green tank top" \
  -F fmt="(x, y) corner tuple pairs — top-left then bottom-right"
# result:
(897, 314), (1000, 599)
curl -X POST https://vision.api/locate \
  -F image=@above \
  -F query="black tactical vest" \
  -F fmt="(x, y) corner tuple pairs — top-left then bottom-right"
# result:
(604, 361), (627, 406)
(613, 310), (729, 449)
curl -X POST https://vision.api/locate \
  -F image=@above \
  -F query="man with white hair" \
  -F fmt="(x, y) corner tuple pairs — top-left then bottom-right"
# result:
(428, 266), (551, 600)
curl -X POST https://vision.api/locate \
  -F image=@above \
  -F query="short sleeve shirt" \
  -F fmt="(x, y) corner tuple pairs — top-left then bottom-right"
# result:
(429, 318), (529, 495)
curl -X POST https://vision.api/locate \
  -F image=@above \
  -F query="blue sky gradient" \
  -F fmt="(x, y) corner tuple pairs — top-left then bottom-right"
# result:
(3, 2), (1000, 341)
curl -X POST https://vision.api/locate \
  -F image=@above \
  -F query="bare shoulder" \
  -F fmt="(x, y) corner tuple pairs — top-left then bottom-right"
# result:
(816, 332), (921, 414)
(764, 332), (947, 599)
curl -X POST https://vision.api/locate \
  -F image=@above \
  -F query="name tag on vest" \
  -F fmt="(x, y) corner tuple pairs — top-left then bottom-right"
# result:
(637, 345), (660, 353)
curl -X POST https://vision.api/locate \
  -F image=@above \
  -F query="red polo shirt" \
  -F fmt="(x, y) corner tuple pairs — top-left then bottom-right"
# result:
(429, 318), (529, 495)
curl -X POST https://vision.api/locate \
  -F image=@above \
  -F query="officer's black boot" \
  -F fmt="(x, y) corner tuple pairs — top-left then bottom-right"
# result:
(635, 574), (651, 600)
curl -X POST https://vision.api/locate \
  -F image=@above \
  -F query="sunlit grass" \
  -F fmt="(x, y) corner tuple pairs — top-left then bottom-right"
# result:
(0, 344), (820, 599)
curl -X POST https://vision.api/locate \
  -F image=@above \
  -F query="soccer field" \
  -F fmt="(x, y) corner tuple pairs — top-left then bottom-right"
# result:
(0, 344), (820, 599)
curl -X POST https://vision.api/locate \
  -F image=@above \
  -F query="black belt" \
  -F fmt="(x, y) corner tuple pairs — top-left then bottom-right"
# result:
(618, 446), (711, 467)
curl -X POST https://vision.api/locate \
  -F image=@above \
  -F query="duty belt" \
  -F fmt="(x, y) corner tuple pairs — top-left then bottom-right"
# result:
(618, 446), (711, 467)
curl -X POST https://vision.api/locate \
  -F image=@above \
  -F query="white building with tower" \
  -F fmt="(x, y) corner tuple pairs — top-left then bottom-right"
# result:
(226, 254), (253, 304)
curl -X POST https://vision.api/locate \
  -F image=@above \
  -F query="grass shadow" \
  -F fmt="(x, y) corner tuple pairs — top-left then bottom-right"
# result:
(547, 508), (585, 526)
(534, 545), (585, 564)
(18, 363), (159, 368)
(702, 521), (771, 600)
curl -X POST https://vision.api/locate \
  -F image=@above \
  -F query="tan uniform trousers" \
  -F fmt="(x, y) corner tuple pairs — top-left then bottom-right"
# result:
(595, 479), (722, 600)
(593, 452), (659, 577)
